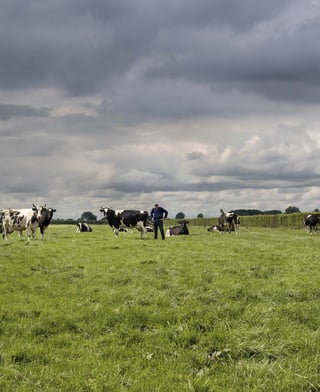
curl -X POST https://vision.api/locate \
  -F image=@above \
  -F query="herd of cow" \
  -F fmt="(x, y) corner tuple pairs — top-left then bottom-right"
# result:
(0, 204), (320, 241)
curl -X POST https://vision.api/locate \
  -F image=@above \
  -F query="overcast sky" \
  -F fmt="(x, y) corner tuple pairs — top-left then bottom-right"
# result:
(1, 0), (320, 219)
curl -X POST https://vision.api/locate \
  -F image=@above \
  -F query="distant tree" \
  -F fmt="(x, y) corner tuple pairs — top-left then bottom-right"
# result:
(285, 206), (300, 214)
(313, 208), (320, 212)
(80, 211), (97, 221)
(175, 212), (185, 219)
(262, 210), (282, 215)
(233, 209), (282, 216)
(197, 213), (204, 218)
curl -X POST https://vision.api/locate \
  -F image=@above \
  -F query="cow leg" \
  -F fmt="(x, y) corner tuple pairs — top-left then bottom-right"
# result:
(2, 226), (8, 240)
(112, 226), (119, 237)
(136, 222), (146, 239)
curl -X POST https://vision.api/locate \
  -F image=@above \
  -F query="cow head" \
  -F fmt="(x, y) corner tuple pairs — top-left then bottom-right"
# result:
(100, 207), (117, 222)
(32, 203), (47, 220)
(100, 206), (109, 216)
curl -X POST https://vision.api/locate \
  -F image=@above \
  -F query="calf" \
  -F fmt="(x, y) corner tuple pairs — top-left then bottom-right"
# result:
(304, 214), (320, 234)
(1, 204), (47, 240)
(100, 207), (148, 239)
(76, 222), (93, 232)
(166, 220), (189, 236)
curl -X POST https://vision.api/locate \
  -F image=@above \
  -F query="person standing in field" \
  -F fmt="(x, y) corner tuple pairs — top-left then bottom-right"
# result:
(150, 203), (168, 240)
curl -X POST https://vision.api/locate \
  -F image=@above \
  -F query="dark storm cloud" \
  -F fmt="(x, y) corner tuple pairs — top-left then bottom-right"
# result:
(0, 0), (297, 99)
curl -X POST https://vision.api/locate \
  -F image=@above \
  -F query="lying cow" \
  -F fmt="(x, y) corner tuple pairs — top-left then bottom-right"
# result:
(208, 224), (236, 233)
(1, 204), (47, 240)
(166, 220), (189, 236)
(100, 207), (149, 239)
(76, 222), (93, 232)
(304, 214), (320, 234)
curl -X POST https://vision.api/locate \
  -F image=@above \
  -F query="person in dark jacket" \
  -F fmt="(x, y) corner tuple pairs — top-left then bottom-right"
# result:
(150, 203), (168, 240)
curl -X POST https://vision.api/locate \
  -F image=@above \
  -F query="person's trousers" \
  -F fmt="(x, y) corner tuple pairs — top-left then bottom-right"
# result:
(154, 219), (165, 239)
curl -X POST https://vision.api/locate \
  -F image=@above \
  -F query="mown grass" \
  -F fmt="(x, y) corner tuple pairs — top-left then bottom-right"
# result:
(1, 224), (320, 391)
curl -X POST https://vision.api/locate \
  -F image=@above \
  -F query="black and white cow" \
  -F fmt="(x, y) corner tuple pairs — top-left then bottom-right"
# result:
(166, 220), (189, 236)
(207, 224), (229, 233)
(304, 214), (320, 234)
(1, 204), (47, 240)
(38, 207), (56, 238)
(76, 222), (93, 232)
(219, 209), (239, 233)
(100, 207), (149, 238)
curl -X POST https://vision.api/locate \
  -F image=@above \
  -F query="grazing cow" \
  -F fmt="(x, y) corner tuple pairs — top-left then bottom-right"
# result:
(1, 204), (47, 240)
(166, 220), (189, 236)
(76, 222), (93, 232)
(219, 209), (239, 233)
(304, 214), (320, 234)
(100, 207), (149, 238)
(38, 207), (56, 238)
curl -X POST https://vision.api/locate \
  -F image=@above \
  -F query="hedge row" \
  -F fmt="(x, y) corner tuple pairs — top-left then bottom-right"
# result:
(189, 213), (310, 229)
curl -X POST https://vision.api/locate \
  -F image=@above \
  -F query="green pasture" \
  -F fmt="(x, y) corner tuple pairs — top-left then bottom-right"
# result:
(1, 223), (320, 391)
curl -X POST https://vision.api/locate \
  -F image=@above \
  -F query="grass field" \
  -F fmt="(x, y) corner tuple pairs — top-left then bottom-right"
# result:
(1, 223), (320, 391)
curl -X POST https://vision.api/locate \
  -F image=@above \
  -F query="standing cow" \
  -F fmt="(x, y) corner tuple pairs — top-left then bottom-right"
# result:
(100, 207), (148, 239)
(304, 214), (320, 234)
(166, 220), (189, 236)
(38, 207), (56, 238)
(1, 204), (47, 240)
(219, 209), (239, 233)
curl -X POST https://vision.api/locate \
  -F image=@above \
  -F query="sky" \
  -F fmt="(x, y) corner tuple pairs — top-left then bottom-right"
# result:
(1, 0), (320, 219)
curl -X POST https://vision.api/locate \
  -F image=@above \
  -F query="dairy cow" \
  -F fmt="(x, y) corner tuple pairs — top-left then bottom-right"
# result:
(38, 207), (56, 238)
(208, 224), (229, 233)
(1, 204), (47, 240)
(219, 209), (239, 233)
(76, 222), (93, 232)
(304, 214), (320, 234)
(166, 220), (189, 236)
(100, 207), (148, 238)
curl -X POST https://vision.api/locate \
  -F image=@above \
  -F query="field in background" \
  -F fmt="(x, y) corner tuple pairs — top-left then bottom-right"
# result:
(1, 224), (320, 391)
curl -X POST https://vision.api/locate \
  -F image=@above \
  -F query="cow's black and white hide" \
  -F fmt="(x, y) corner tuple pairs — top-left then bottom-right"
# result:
(100, 207), (149, 238)
(76, 222), (93, 232)
(304, 214), (320, 234)
(166, 220), (189, 236)
(38, 207), (56, 238)
(219, 209), (239, 233)
(208, 224), (230, 233)
(1, 204), (47, 240)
